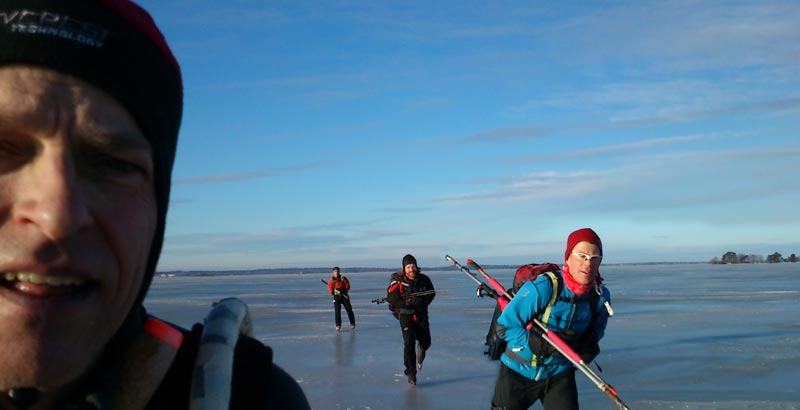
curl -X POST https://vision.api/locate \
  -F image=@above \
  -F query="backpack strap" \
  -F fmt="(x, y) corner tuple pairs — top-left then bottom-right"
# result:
(538, 271), (561, 326)
(108, 317), (184, 409)
(586, 285), (601, 339)
(190, 298), (253, 409)
(531, 271), (561, 367)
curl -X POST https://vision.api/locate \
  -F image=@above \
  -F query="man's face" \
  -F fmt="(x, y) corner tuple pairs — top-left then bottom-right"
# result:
(566, 241), (602, 286)
(0, 66), (157, 390)
(404, 263), (417, 279)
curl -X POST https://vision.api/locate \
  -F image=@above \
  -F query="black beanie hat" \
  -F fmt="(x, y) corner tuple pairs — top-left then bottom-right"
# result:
(402, 254), (417, 268)
(0, 0), (183, 305)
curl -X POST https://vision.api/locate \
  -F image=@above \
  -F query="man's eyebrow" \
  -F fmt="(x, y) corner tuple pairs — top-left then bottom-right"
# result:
(0, 112), (151, 152)
(0, 112), (19, 129)
(78, 127), (152, 152)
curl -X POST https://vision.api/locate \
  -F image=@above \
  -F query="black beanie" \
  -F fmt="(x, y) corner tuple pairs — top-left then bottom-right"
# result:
(0, 0), (183, 305)
(402, 254), (417, 268)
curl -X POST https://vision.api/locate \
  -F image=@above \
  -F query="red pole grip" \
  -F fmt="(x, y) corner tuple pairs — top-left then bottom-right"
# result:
(497, 295), (509, 309)
(467, 259), (512, 298)
(487, 277), (507, 295)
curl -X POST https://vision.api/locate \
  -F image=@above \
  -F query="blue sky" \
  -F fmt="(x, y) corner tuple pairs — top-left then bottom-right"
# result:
(139, 1), (800, 270)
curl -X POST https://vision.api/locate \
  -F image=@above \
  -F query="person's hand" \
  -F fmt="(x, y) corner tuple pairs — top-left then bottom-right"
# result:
(476, 284), (499, 299)
(528, 331), (557, 357)
(555, 328), (577, 346)
(575, 330), (600, 363)
(528, 328), (576, 358)
(403, 292), (421, 308)
(577, 339), (599, 363)
(334, 289), (341, 296)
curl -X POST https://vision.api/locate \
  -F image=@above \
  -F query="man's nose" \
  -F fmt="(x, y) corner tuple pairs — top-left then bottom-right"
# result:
(12, 148), (93, 241)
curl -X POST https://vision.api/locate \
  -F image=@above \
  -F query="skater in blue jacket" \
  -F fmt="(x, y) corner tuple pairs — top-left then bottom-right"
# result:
(491, 228), (612, 410)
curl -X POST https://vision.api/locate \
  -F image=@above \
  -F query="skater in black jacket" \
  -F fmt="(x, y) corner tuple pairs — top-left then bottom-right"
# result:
(386, 254), (435, 385)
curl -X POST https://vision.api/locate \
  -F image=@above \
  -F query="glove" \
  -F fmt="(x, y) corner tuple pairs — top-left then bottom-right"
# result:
(528, 331), (556, 357)
(402, 292), (415, 307)
(575, 330), (600, 363)
(528, 328), (576, 358)
(476, 284), (499, 299)
(334, 289), (341, 296)
(576, 339), (599, 363)
(556, 328), (577, 345)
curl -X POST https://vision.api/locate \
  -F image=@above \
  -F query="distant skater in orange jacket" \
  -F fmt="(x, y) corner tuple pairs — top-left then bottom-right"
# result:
(328, 267), (356, 331)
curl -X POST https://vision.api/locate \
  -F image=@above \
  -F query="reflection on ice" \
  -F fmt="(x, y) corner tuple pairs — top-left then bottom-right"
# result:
(146, 263), (800, 409)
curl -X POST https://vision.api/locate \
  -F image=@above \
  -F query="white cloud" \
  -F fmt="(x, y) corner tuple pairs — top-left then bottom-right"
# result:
(511, 134), (708, 162)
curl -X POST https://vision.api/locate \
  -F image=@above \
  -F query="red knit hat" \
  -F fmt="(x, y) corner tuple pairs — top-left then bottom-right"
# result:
(565, 228), (603, 261)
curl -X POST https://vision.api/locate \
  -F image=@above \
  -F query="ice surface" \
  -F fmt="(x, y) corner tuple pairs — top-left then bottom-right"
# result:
(145, 263), (800, 409)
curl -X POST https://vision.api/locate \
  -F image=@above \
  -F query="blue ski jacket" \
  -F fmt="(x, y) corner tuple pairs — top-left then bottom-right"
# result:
(497, 272), (611, 381)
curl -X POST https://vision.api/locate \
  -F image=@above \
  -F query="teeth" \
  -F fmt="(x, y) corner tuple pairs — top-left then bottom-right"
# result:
(2, 272), (85, 287)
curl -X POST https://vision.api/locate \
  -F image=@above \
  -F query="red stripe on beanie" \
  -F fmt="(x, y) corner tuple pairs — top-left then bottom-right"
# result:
(98, 0), (181, 77)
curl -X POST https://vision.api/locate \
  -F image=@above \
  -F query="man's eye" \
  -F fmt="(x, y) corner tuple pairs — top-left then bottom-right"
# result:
(0, 140), (21, 155)
(82, 151), (151, 182)
(0, 134), (35, 157)
(97, 156), (142, 173)
(0, 136), (35, 173)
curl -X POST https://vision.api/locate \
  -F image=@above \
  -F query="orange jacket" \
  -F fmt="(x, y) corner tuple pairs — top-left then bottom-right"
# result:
(328, 276), (350, 295)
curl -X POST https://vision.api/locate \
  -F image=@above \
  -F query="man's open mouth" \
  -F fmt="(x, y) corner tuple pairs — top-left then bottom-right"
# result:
(1, 272), (87, 296)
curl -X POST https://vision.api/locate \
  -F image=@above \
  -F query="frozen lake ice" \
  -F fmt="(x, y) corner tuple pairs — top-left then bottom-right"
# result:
(145, 262), (800, 409)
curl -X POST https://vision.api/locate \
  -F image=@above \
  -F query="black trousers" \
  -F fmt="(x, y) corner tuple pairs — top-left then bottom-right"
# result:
(333, 297), (355, 327)
(398, 313), (431, 376)
(491, 363), (578, 410)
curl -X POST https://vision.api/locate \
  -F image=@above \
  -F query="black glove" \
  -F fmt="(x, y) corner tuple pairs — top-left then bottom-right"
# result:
(403, 293), (419, 308)
(556, 328), (577, 345)
(528, 330), (556, 357)
(575, 330), (600, 363)
(476, 284), (499, 299)
(528, 328), (576, 358)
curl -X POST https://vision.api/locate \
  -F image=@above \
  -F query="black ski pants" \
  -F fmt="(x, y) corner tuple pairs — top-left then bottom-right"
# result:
(398, 312), (431, 376)
(333, 296), (355, 327)
(491, 363), (578, 410)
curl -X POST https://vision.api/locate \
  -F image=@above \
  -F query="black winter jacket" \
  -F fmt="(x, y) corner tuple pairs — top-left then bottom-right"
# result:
(386, 272), (435, 315)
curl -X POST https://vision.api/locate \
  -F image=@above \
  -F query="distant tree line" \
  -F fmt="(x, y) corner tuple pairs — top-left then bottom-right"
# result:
(709, 251), (798, 264)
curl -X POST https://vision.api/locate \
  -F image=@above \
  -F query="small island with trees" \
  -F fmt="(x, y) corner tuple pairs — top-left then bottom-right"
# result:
(710, 251), (798, 264)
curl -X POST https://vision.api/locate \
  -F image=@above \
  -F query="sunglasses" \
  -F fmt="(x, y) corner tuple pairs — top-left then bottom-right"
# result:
(571, 251), (603, 263)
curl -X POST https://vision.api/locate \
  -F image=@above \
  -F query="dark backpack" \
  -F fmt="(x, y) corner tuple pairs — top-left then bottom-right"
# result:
(386, 271), (403, 318)
(485, 263), (598, 360)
